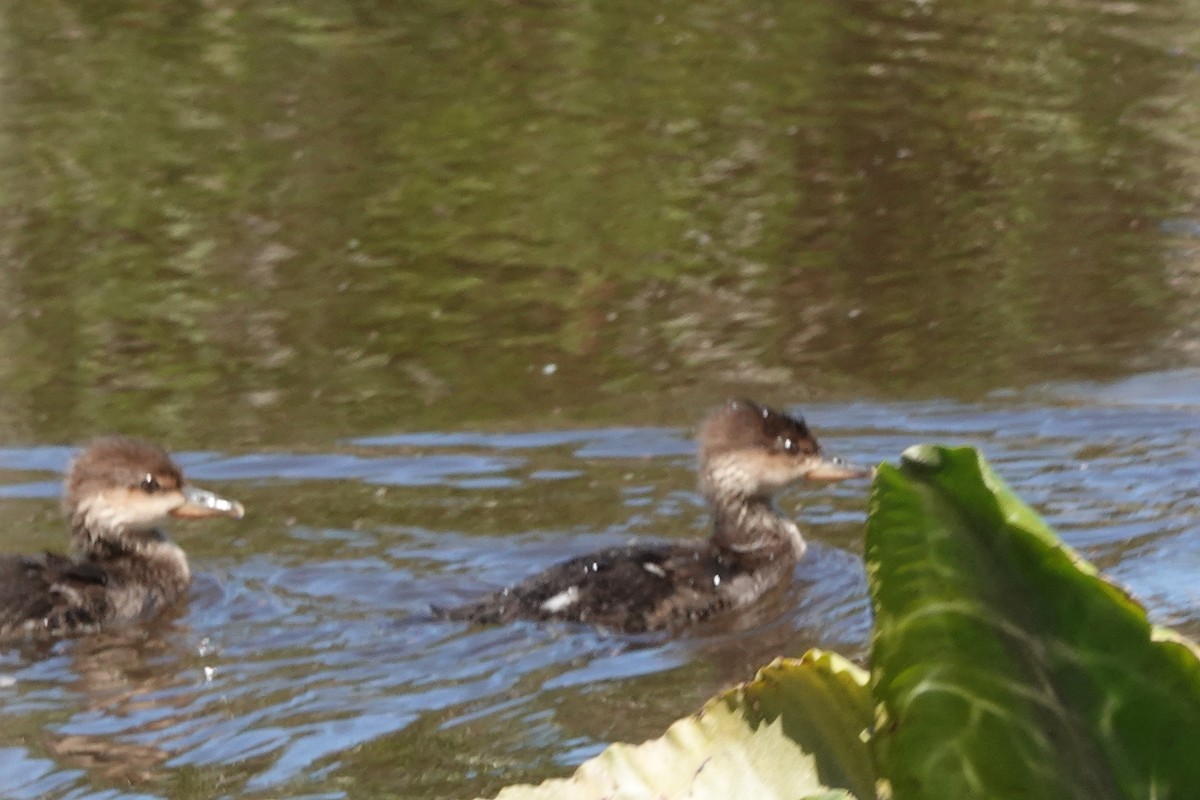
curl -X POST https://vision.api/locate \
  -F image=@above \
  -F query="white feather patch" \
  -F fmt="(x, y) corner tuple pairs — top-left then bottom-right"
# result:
(540, 586), (580, 613)
(642, 562), (667, 578)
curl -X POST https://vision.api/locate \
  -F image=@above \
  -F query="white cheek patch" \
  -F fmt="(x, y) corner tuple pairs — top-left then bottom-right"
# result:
(77, 490), (177, 535)
(760, 454), (817, 489)
(711, 451), (808, 494)
(540, 586), (580, 614)
(708, 456), (757, 496)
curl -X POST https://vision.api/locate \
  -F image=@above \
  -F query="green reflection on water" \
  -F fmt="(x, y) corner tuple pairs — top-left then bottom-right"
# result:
(0, 0), (1191, 449)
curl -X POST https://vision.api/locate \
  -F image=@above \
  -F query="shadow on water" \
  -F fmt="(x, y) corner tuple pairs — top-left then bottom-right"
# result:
(0, 386), (1196, 797)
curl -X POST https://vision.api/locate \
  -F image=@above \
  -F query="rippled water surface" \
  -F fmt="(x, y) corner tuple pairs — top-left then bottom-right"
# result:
(0, 379), (1199, 798)
(4, 0), (1200, 796)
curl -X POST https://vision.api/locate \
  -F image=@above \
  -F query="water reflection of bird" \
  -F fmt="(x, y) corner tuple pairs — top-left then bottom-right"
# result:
(0, 437), (244, 639)
(46, 629), (199, 787)
(443, 399), (870, 633)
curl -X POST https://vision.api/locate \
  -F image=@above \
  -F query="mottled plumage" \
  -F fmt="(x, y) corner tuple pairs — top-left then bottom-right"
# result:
(444, 399), (868, 633)
(0, 436), (244, 640)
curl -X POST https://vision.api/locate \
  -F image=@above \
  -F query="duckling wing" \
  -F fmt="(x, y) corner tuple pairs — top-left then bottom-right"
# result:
(443, 543), (741, 633)
(0, 554), (110, 639)
(0, 555), (54, 637)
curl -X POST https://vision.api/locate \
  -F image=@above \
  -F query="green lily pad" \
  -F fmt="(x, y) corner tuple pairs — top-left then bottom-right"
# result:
(867, 444), (1200, 800)
(484, 650), (875, 800)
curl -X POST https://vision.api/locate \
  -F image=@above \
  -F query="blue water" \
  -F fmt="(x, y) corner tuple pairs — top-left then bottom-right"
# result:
(0, 377), (1197, 797)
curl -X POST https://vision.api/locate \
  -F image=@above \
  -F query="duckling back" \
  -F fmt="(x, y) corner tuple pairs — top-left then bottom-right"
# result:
(0, 553), (111, 638)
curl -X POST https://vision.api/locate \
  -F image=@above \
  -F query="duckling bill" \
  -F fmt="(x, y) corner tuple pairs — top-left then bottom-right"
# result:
(0, 436), (244, 639)
(444, 399), (870, 633)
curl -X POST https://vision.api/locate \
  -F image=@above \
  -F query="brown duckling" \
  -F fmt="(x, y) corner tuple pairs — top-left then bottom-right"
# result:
(0, 436), (244, 639)
(444, 399), (869, 633)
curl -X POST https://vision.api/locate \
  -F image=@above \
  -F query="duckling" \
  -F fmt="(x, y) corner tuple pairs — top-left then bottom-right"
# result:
(0, 436), (244, 639)
(444, 399), (869, 633)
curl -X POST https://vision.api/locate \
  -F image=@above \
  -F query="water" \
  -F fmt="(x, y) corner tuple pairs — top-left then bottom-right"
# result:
(2, 0), (1200, 796)
(0, 386), (1198, 798)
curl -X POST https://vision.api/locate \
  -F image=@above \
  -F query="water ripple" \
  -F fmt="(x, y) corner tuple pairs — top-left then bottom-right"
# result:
(0, 390), (1197, 797)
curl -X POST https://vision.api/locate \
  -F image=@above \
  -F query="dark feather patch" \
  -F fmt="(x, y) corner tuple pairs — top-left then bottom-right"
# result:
(699, 399), (820, 460)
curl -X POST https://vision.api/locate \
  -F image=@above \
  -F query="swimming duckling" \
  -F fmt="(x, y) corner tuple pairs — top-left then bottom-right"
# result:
(0, 436), (244, 639)
(445, 399), (868, 633)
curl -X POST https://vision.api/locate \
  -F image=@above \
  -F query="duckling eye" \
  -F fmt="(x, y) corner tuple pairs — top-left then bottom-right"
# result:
(778, 437), (798, 454)
(140, 474), (161, 494)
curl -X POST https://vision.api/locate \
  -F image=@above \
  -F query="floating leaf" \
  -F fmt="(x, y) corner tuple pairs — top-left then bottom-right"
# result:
(485, 650), (875, 800)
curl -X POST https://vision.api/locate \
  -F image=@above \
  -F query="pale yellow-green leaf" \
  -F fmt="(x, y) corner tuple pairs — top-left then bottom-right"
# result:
(485, 650), (875, 800)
